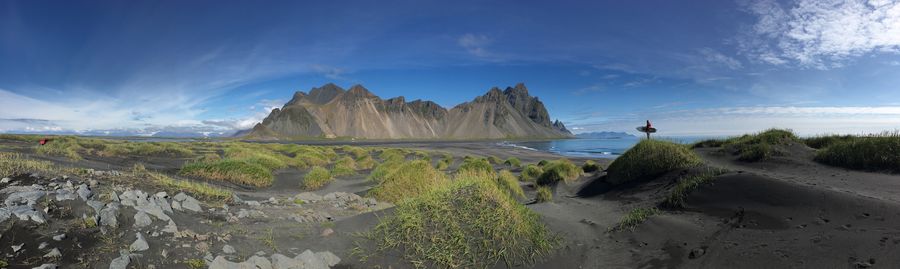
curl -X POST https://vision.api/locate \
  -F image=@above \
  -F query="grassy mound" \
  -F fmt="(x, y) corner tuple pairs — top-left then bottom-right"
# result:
(356, 155), (376, 170)
(802, 134), (855, 149)
(496, 170), (525, 199)
(369, 160), (403, 182)
(487, 156), (503, 165)
(457, 157), (494, 175)
(331, 156), (358, 177)
(582, 160), (601, 173)
(180, 159), (273, 187)
(721, 129), (798, 162)
(662, 168), (728, 208)
(520, 164), (543, 182)
(814, 133), (900, 173)
(535, 186), (552, 203)
(362, 177), (556, 268)
(504, 157), (522, 168)
(606, 140), (702, 185)
(302, 166), (333, 190)
(536, 159), (581, 186)
(368, 160), (448, 203)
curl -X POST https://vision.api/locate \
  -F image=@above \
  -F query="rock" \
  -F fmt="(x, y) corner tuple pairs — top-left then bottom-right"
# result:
(315, 251), (341, 267)
(38, 242), (49, 249)
(8, 205), (47, 223)
(320, 228), (334, 237)
(171, 201), (182, 211)
(155, 192), (168, 198)
(247, 255), (273, 269)
(237, 209), (267, 219)
(129, 232), (149, 252)
(173, 192), (189, 202)
(134, 211), (152, 228)
(181, 196), (202, 212)
(0, 177), (10, 183)
(208, 256), (241, 269)
(86, 200), (105, 215)
(231, 194), (244, 204)
(154, 196), (173, 213)
(52, 234), (66, 241)
(271, 254), (302, 269)
(255, 251), (266, 256)
(32, 264), (58, 269)
(294, 192), (322, 202)
(223, 244), (236, 254)
(43, 248), (62, 258)
(208, 255), (273, 269)
(12, 243), (24, 252)
(109, 251), (131, 269)
(76, 184), (93, 201)
(88, 179), (99, 187)
(205, 252), (216, 263)
(293, 250), (326, 269)
(5, 190), (46, 206)
(245, 201), (261, 207)
(162, 220), (178, 233)
(54, 189), (77, 201)
(99, 203), (121, 227)
(689, 247), (706, 259)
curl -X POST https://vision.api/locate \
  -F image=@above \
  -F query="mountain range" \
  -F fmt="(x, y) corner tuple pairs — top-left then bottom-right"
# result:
(245, 83), (572, 139)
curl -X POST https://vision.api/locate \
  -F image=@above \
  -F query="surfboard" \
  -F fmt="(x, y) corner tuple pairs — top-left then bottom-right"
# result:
(636, 126), (657, 133)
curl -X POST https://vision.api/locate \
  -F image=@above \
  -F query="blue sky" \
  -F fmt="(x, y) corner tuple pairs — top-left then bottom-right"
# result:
(2, 0), (900, 136)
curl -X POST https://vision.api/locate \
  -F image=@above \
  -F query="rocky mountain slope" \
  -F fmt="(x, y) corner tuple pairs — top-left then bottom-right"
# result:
(246, 83), (572, 139)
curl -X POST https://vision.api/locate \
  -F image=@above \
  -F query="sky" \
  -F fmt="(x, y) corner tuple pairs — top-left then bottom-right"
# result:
(2, 0), (900, 137)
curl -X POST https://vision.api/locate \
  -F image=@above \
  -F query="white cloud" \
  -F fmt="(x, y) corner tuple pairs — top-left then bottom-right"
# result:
(310, 64), (346, 80)
(740, 0), (900, 69)
(699, 48), (743, 69)
(458, 33), (493, 58)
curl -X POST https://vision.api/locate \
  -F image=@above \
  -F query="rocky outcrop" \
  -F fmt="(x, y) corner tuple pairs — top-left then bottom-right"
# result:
(245, 83), (572, 139)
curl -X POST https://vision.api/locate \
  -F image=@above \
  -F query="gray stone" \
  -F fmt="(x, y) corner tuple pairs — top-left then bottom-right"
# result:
(10, 205), (47, 223)
(171, 201), (182, 211)
(222, 244), (236, 254)
(255, 251), (266, 256)
(43, 248), (62, 258)
(76, 184), (93, 201)
(133, 211), (152, 228)
(247, 256), (273, 269)
(208, 256), (242, 269)
(162, 219), (178, 233)
(231, 194), (244, 204)
(0, 177), (10, 183)
(5, 190), (46, 206)
(54, 189), (77, 201)
(32, 264), (58, 269)
(173, 192), (189, 202)
(11, 243), (23, 252)
(270, 253), (302, 269)
(109, 251), (131, 269)
(86, 200), (105, 216)
(99, 203), (120, 227)
(129, 232), (149, 252)
(154, 196), (173, 213)
(295, 250), (327, 269)
(689, 247), (706, 259)
(245, 201), (261, 207)
(294, 192), (322, 202)
(315, 251), (340, 267)
(38, 242), (49, 249)
(88, 179), (99, 187)
(181, 196), (202, 213)
(52, 234), (66, 241)
(205, 252), (216, 264)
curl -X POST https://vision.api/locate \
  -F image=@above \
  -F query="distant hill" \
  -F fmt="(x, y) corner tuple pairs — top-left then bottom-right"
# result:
(575, 131), (635, 139)
(244, 83), (572, 139)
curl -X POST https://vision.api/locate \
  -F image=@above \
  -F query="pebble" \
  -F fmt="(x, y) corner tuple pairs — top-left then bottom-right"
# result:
(32, 264), (58, 269)
(52, 233), (66, 241)
(130, 232), (149, 252)
(12, 243), (24, 252)
(43, 248), (62, 258)
(689, 247), (706, 259)
(134, 211), (153, 228)
(321, 228), (334, 237)
(222, 244), (236, 254)
(1, 177), (11, 184)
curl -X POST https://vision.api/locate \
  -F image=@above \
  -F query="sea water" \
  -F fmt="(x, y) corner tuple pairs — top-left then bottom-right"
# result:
(499, 136), (715, 159)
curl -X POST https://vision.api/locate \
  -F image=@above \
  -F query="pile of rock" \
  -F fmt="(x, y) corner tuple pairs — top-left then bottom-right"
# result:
(209, 250), (341, 269)
(295, 191), (377, 210)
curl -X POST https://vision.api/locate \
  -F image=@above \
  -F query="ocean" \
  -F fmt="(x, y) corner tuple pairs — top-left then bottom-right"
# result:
(499, 136), (715, 159)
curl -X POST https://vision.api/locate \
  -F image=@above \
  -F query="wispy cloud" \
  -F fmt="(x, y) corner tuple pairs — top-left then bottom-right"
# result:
(739, 0), (900, 69)
(458, 33), (493, 58)
(698, 48), (743, 69)
(310, 64), (347, 80)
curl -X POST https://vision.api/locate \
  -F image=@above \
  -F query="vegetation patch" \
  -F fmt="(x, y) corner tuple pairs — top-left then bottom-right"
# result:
(0, 152), (81, 178)
(606, 140), (702, 185)
(520, 164), (543, 182)
(662, 168), (728, 208)
(302, 166), (333, 190)
(378, 148), (408, 162)
(331, 156), (358, 177)
(180, 159), (273, 187)
(802, 134), (855, 149)
(139, 168), (232, 204)
(360, 177), (556, 268)
(457, 157), (494, 175)
(496, 170), (525, 199)
(814, 132), (900, 173)
(368, 160), (447, 203)
(369, 160), (403, 183)
(355, 155), (376, 170)
(535, 186), (552, 203)
(536, 159), (581, 186)
(504, 157), (522, 168)
(436, 154), (453, 170)
(721, 129), (798, 162)
(613, 207), (660, 231)
(581, 160), (601, 173)
(487, 156), (503, 165)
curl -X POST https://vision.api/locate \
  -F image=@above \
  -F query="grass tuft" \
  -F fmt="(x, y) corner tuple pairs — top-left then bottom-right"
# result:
(535, 186), (552, 203)
(368, 160), (447, 203)
(520, 164), (543, 182)
(496, 170), (525, 199)
(180, 159), (273, 187)
(606, 140), (701, 185)
(614, 207), (660, 231)
(814, 132), (900, 173)
(581, 160), (601, 173)
(536, 159), (581, 186)
(457, 157), (494, 175)
(504, 157), (522, 168)
(662, 168), (728, 208)
(302, 166), (333, 190)
(361, 177), (556, 268)
(331, 156), (358, 177)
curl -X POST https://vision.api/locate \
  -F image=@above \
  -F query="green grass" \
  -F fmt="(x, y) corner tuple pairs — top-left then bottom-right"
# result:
(143, 170), (232, 203)
(0, 152), (81, 178)
(368, 160), (447, 203)
(100, 142), (193, 157)
(504, 157), (522, 168)
(331, 156), (358, 177)
(802, 134), (856, 149)
(581, 160), (601, 173)
(721, 129), (798, 162)
(356, 155), (376, 170)
(535, 186), (552, 203)
(614, 207), (660, 231)
(606, 140), (702, 185)
(35, 136), (84, 160)
(369, 160), (404, 183)
(361, 177), (556, 268)
(496, 170), (525, 199)
(341, 146), (370, 159)
(537, 160), (549, 166)
(487, 156), (503, 165)
(520, 164), (543, 182)
(379, 148), (408, 162)
(302, 166), (333, 190)
(536, 159), (581, 186)
(691, 138), (725, 149)
(436, 154), (453, 170)
(662, 168), (728, 208)
(185, 259), (206, 269)
(457, 157), (494, 175)
(814, 132), (900, 173)
(179, 159), (273, 187)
